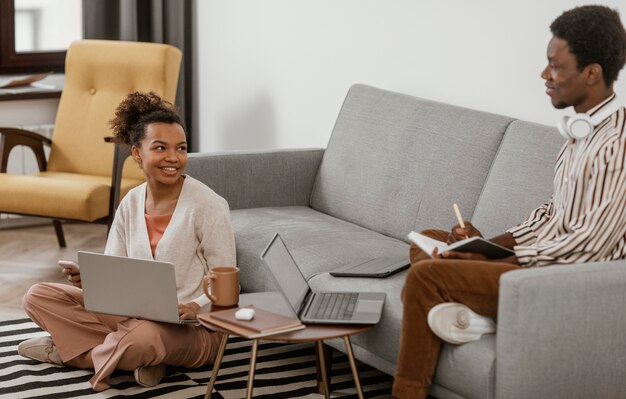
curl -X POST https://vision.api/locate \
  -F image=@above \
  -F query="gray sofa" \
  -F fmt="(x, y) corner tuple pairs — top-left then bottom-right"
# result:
(187, 84), (626, 399)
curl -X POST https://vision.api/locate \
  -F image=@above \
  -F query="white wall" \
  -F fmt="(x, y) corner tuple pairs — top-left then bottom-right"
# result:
(0, 99), (58, 126)
(0, 99), (58, 174)
(194, 0), (626, 152)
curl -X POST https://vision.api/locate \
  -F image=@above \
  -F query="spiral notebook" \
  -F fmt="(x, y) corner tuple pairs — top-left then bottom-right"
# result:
(408, 231), (514, 259)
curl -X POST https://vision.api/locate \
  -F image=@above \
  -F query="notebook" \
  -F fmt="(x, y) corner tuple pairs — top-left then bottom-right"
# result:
(77, 251), (197, 324)
(200, 305), (305, 338)
(329, 256), (409, 278)
(260, 234), (386, 325)
(408, 231), (514, 259)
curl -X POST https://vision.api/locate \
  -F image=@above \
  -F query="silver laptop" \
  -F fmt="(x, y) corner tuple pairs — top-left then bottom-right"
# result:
(260, 234), (386, 324)
(77, 251), (196, 324)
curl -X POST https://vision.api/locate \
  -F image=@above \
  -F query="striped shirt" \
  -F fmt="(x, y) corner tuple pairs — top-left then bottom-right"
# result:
(507, 94), (626, 267)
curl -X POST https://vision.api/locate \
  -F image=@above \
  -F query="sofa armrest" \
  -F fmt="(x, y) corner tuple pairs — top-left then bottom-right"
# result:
(186, 148), (325, 210)
(495, 261), (626, 399)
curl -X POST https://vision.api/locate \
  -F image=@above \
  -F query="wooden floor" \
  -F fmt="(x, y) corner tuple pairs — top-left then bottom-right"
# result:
(0, 222), (107, 321)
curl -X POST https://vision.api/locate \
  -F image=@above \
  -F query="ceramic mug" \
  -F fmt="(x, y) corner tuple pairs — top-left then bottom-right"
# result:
(203, 266), (239, 307)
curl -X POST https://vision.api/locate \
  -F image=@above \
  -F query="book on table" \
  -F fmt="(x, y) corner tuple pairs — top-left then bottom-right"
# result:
(198, 305), (305, 339)
(407, 231), (514, 259)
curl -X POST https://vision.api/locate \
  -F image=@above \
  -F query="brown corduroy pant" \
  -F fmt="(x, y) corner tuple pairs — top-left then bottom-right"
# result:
(392, 230), (521, 398)
(22, 282), (222, 391)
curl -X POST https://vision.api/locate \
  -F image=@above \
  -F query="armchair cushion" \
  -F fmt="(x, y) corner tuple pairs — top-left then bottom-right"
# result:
(0, 172), (142, 221)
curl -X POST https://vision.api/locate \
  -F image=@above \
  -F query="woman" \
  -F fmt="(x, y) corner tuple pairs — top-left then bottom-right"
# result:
(18, 92), (236, 391)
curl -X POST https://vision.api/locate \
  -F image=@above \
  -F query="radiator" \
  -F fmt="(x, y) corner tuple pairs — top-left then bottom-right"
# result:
(0, 124), (54, 221)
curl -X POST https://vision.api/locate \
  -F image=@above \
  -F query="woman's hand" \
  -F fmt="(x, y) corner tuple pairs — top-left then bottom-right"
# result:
(447, 222), (483, 244)
(59, 260), (82, 288)
(178, 302), (200, 320)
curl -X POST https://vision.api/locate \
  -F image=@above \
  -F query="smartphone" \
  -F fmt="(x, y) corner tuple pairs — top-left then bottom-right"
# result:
(58, 260), (80, 274)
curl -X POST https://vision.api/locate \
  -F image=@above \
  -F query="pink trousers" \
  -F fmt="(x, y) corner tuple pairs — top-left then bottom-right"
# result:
(23, 282), (222, 391)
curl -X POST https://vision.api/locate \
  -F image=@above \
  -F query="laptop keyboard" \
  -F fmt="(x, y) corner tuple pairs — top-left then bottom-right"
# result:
(307, 292), (359, 320)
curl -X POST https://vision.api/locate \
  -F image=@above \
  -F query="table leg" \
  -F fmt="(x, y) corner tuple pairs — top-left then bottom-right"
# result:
(344, 335), (364, 399)
(315, 340), (331, 399)
(205, 333), (230, 399)
(246, 339), (259, 399)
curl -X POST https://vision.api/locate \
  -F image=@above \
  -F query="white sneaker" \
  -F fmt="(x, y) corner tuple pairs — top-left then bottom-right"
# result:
(427, 302), (496, 344)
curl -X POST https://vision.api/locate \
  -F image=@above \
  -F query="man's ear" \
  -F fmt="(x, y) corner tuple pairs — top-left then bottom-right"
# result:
(585, 63), (604, 85)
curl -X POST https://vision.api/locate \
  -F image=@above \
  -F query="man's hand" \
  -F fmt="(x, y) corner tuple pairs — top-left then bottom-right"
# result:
(447, 222), (483, 244)
(59, 260), (82, 288)
(440, 250), (488, 261)
(436, 251), (519, 264)
(178, 302), (200, 320)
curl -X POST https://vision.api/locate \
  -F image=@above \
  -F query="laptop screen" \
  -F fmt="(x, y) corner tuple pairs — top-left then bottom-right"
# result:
(260, 234), (310, 314)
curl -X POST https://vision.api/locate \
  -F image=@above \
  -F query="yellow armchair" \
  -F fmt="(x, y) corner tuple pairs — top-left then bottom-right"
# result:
(0, 40), (182, 246)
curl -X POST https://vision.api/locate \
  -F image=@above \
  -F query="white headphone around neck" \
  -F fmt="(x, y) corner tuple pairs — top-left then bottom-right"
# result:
(557, 96), (621, 140)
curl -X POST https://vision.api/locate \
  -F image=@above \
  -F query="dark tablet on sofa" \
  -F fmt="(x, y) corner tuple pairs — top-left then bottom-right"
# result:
(330, 256), (410, 278)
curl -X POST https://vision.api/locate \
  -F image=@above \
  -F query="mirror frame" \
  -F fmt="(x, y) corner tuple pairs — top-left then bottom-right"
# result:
(0, 0), (66, 73)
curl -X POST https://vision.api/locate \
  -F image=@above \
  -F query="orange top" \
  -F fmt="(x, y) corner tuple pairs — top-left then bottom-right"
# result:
(145, 213), (173, 256)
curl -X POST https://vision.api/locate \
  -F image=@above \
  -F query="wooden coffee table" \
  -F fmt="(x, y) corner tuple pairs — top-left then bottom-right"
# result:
(199, 293), (372, 399)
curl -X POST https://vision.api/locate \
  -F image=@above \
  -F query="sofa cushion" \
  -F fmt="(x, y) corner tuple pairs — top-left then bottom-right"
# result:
(0, 172), (142, 221)
(471, 121), (565, 238)
(231, 206), (408, 293)
(307, 270), (407, 371)
(310, 84), (514, 241)
(433, 336), (496, 399)
(308, 271), (495, 399)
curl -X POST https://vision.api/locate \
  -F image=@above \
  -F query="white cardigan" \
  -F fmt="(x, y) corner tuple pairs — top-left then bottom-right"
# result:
(105, 175), (236, 306)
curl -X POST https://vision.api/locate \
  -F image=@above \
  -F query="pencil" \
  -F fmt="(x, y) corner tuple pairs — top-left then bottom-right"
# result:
(453, 203), (465, 228)
(453, 203), (469, 239)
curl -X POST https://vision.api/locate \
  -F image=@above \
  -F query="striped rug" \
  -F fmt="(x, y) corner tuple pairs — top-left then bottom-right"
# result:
(0, 319), (393, 398)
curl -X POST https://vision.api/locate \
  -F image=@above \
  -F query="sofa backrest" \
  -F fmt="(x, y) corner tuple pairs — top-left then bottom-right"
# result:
(472, 120), (565, 237)
(310, 84), (515, 241)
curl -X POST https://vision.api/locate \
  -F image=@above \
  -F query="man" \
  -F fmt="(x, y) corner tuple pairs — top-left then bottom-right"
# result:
(392, 5), (626, 399)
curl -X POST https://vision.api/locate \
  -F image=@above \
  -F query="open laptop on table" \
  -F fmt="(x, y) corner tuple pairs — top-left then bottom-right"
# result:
(77, 251), (196, 324)
(260, 233), (386, 324)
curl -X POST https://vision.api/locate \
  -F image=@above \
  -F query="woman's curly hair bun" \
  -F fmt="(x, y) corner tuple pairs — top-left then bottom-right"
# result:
(110, 91), (184, 147)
